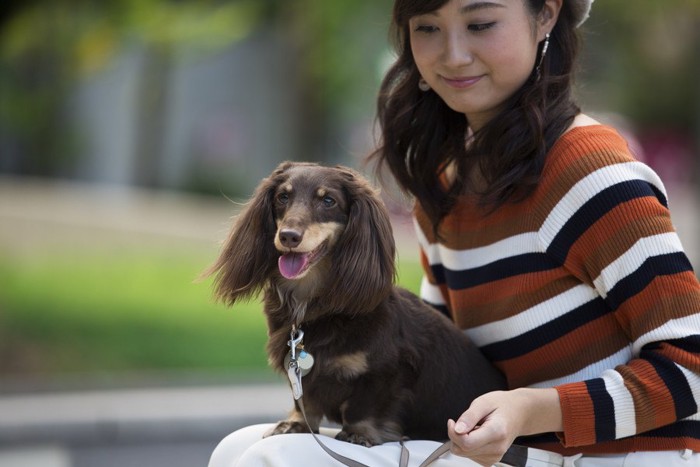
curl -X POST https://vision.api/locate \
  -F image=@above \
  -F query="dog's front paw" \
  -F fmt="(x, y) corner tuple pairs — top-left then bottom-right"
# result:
(335, 430), (378, 447)
(263, 420), (311, 437)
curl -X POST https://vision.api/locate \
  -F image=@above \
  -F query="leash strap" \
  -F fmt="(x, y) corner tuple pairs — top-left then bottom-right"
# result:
(418, 441), (452, 467)
(298, 398), (371, 467)
(286, 327), (520, 467)
(298, 395), (451, 467)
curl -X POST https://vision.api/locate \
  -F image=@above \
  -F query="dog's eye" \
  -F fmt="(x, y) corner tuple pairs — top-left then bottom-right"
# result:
(322, 195), (336, 208)
(276, 193), (289, 205)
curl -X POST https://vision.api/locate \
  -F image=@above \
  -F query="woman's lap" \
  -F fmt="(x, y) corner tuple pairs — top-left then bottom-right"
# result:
(207, 423), (477, 467)
(208, 424), (699, 467)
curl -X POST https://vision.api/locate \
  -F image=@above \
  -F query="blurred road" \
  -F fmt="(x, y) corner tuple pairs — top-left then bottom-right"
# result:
(0, 175), (697, 467)
(0, 382), (290, 467)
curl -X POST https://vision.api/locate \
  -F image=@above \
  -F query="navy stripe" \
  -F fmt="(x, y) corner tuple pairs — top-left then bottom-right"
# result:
(651, 183), (668, 208)
(665, 335), (700, 354)
(430, 253), (558, 291)
(430, 264), (446, 284)
(518, 421), (700, 446)
(606, 252), (694, 310)
(547, 180), (665, 264)
(642, 348), (699, 419)
(422, 299), (451, 321)
(586, 378), (617, 442)
(481, 296), (610, 361)
(638, 419), (700, 439)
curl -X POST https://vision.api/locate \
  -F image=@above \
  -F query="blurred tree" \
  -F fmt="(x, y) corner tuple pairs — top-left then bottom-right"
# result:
(274, 0), (392, 160)
(582, 0), (700, 131)
(0, 0), (272, 182)
(1, 0), (698, 186)
(0, 0), (393, 181)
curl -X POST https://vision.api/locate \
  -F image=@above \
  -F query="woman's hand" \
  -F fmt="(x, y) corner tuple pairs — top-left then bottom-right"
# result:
(447, 388), (563, 467)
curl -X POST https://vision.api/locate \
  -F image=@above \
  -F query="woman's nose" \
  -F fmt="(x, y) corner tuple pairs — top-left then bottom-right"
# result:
(442, 31), (474, 67)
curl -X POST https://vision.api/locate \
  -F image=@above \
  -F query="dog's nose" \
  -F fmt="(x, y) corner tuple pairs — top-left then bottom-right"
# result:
(279, 229), (303, 248)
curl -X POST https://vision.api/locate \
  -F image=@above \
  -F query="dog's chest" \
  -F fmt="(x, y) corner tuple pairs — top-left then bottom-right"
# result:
(268, 325), (370, 383)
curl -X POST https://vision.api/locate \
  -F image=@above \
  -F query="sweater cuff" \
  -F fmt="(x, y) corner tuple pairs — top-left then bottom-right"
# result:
(556, 382), (598, 447)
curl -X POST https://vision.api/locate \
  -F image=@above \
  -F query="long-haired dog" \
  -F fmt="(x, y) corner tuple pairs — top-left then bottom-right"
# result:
(206, 161), (506, 446)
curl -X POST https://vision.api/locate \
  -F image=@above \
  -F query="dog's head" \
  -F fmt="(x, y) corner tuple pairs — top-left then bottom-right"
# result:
(207, 161), (396, 317)
(272, 163), (350, 281)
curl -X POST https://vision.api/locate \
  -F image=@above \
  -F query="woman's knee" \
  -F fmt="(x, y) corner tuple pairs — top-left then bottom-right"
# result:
(208, 424), (273, 467)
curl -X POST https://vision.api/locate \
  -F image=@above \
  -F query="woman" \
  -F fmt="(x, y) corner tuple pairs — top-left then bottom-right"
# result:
(372, 0), (700, 465)
(209, 1), (700, 465)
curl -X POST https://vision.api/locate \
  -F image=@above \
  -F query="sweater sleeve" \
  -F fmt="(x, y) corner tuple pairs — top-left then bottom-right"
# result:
(413, 212), (452, 317)
(539, 142), (700, 447)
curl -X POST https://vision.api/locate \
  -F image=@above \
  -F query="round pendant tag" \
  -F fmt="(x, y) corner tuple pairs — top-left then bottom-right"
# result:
(284, 349), (315, 376)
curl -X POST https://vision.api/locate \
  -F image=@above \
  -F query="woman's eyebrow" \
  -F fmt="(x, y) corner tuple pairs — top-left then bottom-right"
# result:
(416, 1), (505, 18)
(460, 2), (506, 14)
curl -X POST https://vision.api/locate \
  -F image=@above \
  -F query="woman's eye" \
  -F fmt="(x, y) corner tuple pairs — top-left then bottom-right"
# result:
(468, 22), (496, 32)
(322, 196), (336, 208)
(414, 24), (439, 34)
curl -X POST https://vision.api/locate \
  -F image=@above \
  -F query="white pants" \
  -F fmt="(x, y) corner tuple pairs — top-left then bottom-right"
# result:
(208, 424), (699, 467)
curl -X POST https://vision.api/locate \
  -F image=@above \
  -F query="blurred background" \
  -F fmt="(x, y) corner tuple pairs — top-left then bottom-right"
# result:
(0, 0), (699, 466)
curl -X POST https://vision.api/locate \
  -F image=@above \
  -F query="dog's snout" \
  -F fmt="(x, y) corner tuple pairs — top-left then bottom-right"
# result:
(279, 229), (303, 248)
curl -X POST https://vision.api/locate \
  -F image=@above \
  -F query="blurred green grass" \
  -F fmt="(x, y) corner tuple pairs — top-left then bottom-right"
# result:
(0, 250), (423, 379)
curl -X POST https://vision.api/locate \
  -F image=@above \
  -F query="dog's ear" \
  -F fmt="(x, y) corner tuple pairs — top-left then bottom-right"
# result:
(326, 169), (396, 314)
(203, 168), (283, 306)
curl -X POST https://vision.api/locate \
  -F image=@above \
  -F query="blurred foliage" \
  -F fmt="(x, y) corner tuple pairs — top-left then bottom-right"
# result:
(581, 0), (700, 132)
(0, 0), (392, 179)
(0, 250), (423, 377)
(0, 251), (270, 375)
(0, 0), (275, 177)
(1, 0), (698, 182)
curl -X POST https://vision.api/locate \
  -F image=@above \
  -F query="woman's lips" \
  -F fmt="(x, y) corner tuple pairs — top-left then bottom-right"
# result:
(441, 75), (483, 89)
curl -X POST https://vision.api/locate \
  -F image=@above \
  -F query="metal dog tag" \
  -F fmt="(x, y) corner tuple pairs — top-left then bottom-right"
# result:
(287, 363), (303, 400)
(284, 349), (315, 376)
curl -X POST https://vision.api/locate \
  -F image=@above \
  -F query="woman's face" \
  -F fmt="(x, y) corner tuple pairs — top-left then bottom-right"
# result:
(409, 0), (548, 130)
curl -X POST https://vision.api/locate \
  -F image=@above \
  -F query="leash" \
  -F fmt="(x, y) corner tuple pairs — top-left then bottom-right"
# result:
(285, 327), (522, 467)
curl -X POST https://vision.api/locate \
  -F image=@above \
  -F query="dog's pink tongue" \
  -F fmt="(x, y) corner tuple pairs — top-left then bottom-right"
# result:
(278, 253), (310, 279)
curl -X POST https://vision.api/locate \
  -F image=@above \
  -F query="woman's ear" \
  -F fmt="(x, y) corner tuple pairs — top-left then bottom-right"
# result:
(538, 0), (563, 40)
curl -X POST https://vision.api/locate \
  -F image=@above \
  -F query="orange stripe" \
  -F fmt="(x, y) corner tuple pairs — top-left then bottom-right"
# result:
(566, 198), (672, 280)
(618, 274), (700, 335)
(620, 359), (677, 433)
(501, 314), (627, 387)
(558, 381), (597, 446)
(448, 270), (576, 328)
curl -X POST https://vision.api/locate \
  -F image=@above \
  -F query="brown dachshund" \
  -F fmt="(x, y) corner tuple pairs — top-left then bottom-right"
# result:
(206, 161), (506, 446)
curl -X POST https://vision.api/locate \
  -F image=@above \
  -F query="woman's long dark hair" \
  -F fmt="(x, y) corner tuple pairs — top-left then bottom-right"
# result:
(369, 0), (581, 234)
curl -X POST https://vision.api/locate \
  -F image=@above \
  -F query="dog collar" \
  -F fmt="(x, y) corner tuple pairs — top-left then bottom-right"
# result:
(286, 326), (314, 400)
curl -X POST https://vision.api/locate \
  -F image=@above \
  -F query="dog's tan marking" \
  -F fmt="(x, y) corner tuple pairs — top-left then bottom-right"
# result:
(283, 183), (293, 193)
(327, 352), (369, 379)
(274, 221), (344, 256)
(316, 187), (327, 198)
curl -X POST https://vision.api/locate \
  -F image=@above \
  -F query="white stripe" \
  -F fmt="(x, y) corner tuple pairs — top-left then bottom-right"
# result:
(420, 276), (446, 306)
(681, 412), (700, 422)
(414, 217), (440, 265)
(540, 161), (666, 249)
(633, 314), (700, 356)
(469, 284), (599, 346)
(593, 233), (685, 298)
(414, 218), (541, 270)
(436, 233), (540, 271)
(528, 347), (632, 388)
(601, 369), (638, 439)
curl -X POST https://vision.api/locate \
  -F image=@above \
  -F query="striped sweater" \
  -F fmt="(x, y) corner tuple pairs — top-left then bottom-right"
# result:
(415, 125), (700, 455)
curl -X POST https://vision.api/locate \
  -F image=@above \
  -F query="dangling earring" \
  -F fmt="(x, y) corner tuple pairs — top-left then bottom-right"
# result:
(535, 32), (550, 80)
(418, 78), (431, 92)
